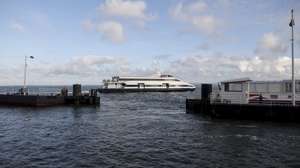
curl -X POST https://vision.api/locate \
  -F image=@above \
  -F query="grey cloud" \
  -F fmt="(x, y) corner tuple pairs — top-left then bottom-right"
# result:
(254, 32), (288, 58)
(169, 0), (223, 37)
(46, 56), (128, 76)
(167, 53), (299, 83)
(1, 53), (299, 85)
(98, 0), (155, 22)
(10, 21), (25, 32)
(97, 21), (125, 43)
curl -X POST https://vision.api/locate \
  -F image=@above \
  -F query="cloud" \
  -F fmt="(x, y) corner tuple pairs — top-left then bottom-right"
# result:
(255, 32), (288, 58)
(170, 0), (207, 18)
(82, 0), (155, 43)
(0, 55), (130, 85)
(97, 21), (125, 43)
(47, 55), (128, 76)
(166, 30), (293, 83)
(168, 54), (297, 83)
(81, 19), (95, 31)
(10, 21), (25, 32)
(190, 15), (217, 34)
(98, 0), (154, 21)
(7, 55), (130, 85)
(169, 0), (219, 35)
(153, 54), (172, 60)
(0, 52), (298, 85)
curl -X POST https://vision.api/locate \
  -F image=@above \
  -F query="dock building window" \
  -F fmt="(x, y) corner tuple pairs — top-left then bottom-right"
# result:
(255, 83), (268, 93)
(285, 82), (300, 92)
(285, 83), (292, 92)
(270, 95), (278, 99)
(297, 82), (300, 92)
(268, 83), (281, 93)
(224, 83), (242, 92)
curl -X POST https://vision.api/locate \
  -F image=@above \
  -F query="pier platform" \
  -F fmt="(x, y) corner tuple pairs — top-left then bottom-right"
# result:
(0, 84), (100, 107)
(186, 99), (300, 122)
(186, 83), (300, 122)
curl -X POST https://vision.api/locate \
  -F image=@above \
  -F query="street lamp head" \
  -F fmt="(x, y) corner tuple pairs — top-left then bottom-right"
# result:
(29, 56), (34, 59)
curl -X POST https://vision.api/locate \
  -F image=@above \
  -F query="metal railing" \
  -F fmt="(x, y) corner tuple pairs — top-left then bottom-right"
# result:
(0, 88), (93, 96)
(210, 91), (300, 106)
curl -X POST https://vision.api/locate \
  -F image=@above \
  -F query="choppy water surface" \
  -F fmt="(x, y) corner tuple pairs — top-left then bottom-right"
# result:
(0, 86), (300, 168)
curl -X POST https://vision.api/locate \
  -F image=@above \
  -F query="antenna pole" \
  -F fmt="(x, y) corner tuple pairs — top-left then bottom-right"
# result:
(291, 9), (296, 106)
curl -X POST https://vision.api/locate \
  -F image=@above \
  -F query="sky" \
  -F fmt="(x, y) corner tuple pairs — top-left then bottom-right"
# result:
(0, 0), (300, 85)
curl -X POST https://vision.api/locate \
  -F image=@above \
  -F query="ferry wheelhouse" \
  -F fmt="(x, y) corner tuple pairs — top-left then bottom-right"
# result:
(100, 75), (195, 92)
(211, 78), (300, 105)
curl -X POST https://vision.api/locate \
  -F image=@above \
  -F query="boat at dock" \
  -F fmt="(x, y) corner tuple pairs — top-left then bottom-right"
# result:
(211, 78), (300, 105)
(186, 78), (300, 122)
(99, 74), (195, 93)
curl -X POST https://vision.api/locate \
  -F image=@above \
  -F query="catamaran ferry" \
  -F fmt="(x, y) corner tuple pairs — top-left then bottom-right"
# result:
(99, 75), (195, 93)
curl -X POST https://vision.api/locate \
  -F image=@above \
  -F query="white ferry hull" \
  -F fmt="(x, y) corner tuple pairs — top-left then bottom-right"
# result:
(101, 74), (195, 93)
(98, 87), (195, 93)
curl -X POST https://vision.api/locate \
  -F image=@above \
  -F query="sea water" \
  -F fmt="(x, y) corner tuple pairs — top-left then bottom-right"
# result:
(0, 86), (299, 168)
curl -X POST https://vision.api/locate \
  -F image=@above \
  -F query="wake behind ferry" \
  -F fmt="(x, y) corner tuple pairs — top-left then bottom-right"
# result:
(99, 74), (195, 93)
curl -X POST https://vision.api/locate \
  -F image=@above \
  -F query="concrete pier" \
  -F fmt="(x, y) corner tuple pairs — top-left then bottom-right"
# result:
(0, 85), (100, 107)
(186, 99), (300, 122)
(186, 84), (300, 122)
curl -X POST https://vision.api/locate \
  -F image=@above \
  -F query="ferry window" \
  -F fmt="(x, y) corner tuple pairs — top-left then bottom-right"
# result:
(145, 85), (162, 87)
(138, 83), (145, 88)
(126, 85), (138, 87)
(178, 85), (190, 87)
(119, 79), (167, 81)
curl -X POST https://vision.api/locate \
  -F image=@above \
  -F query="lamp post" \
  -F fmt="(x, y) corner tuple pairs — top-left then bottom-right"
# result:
(23, 55), (34, 95)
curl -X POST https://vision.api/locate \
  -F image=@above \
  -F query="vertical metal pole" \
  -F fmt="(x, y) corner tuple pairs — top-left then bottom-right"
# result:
(247, 81), (250, 103)
(23, 56), (27, 95)
(291, 9), (296, 106)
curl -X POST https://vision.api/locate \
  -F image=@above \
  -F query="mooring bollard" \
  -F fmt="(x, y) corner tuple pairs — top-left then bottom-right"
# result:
(73, 84), (82, 97)
(61, 87), (68, 96)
